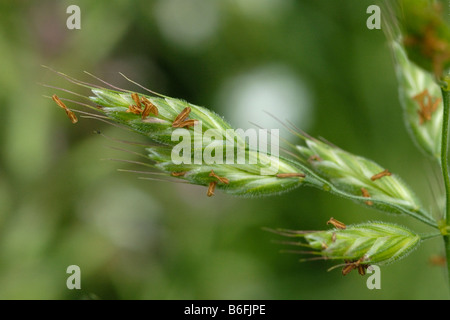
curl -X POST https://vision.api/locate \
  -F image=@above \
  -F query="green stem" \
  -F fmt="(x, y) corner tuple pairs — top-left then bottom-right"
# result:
(445, 236), (450, 291)
(441, 86), (450, 223)
(420, 231), (442, 241)
(301, 175), (437, 228)
(440, 83), (450, 293)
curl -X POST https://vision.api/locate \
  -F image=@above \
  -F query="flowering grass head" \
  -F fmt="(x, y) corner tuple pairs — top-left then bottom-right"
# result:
(270, 221), (421, 275)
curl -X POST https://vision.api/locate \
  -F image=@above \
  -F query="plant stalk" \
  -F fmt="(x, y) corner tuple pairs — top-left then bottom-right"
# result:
(440, 83), (450, 292)
(420, 231), (443, 241)
(442, 85), (450, 223)
(445, 236), (450, 290)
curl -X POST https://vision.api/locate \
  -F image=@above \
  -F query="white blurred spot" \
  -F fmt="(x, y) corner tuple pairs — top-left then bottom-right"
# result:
(154, 0), (220, 50)
(216, 65), (314, 131)
(79, 182), (162, 251)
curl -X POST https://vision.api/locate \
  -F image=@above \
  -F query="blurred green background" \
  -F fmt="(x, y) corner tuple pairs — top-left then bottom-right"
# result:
(0, 0), (448, 299)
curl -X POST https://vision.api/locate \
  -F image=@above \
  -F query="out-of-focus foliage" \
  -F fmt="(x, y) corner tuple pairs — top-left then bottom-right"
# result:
(398, 0), (450, 78)
(0, 0), (448, 299)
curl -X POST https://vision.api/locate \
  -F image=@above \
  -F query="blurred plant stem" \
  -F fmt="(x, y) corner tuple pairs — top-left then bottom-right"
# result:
(441, 83), (450, 217)
(440, 79), (450, 291)
(445, 236), (450, 291)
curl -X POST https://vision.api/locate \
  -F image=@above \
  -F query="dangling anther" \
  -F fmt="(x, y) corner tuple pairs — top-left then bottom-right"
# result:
(327, 217), (346, 230)
(209, 170), (230, 184)
(342, 260), (356, 276)
(342, 256), (368, 276)
(371, 169), (391, 181)
(207, 181), (218, 197)
(126, 93), (143, 115)
(141, 97), (159, 118)
(331, 232), (337, 243)
(171, 171), (187, 177)
(172, 107), (191, 127)
(131, 93), (141, 108)
(127, 105), (142, 115)
(412, 89), (441, 124)
(361, 187), (373, 206)
(52, 94), (78, 124)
